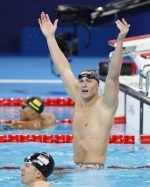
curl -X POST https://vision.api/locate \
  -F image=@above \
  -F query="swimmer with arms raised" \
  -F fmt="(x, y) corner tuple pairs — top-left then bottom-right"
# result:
(38, 12), (130, 169)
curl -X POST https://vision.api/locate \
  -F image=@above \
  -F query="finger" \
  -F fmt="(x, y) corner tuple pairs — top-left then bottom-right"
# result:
(54, 19), (59, 27)
(122, 18), (127, 24)
(116, 20), (129, 31)
(40, 12), (47, 23)
(116, 20), (125, 30)
(38, 18), (42, 26)
(122, 18), (130, 28)
(116, 19), (125, 26)
(45, 14), (51, 22)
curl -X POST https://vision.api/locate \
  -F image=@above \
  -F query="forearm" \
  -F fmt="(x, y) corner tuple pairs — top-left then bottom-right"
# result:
(11, 121), (41, 130)
(109, 18), (130, 78)
(103, 18), (129, 106)
(47, 35), (71, 74)
(104, 38), (123, 105)
(109, 39), (124, 78)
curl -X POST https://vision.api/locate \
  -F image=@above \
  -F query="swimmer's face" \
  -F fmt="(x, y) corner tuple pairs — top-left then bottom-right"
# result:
(20, 102), (35, 120)
(20, 163), (39, 184)
(78, 77), (99, 99)
(20, 103), (30, 119)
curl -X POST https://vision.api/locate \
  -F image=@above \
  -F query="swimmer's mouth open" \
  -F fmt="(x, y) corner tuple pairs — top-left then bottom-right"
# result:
(82, 90), (88, 92)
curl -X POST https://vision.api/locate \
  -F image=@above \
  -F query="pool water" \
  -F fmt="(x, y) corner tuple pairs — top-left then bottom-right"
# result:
(0, 107), (150, 187)
(1, 143), (150, 187)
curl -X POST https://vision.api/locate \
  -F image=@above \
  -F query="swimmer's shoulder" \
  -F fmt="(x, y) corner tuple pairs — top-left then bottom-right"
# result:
(41, 113), (56, 120)
(32, 181), (53, 187)
(40, 113), (57, 127)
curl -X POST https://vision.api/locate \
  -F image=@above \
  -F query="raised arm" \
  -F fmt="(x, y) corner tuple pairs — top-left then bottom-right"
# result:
(103, 18), (130, 109)
(38, 12), (78, 101)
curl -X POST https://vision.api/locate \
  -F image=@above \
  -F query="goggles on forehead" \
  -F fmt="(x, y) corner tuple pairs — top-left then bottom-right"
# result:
(24, 157), (35, 165)
(78, 73), (95, 79)
(78, 71), (99, 84)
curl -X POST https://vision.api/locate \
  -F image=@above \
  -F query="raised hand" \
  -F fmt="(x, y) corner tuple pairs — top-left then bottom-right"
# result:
(38, 12), (58, 38)
(116, 18), (130, 40)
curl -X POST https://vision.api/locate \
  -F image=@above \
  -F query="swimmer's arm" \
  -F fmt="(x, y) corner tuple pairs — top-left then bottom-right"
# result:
(0, 119), (12, 124)
(10, 120), (41, 130)
(40, 113), (57, 128)
(38, 12), (78, 101)
(47, 34), (78, 101)
(103, 19), (130, 108)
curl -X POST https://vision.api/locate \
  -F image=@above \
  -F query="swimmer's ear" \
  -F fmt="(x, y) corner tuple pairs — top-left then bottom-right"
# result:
(30, 110), (35, 114)
(30, 109), (37, 116)
(36, 170), (42, 178)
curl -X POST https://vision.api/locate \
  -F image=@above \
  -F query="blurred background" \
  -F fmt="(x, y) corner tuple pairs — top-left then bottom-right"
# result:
(1, 0), (150, 56)
(1, 0), (150, 98)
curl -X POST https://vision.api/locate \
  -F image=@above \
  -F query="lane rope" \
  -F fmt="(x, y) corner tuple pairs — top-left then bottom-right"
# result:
(1, 165), (150, 170)
(0, 134), (137, 144)
(0, 116), (125, 125)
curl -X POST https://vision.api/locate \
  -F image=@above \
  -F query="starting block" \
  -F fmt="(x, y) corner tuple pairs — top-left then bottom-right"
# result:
(109, 35), (150, 96)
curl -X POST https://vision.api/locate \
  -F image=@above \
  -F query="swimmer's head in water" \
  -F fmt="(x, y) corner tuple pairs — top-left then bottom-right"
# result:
(24, 152), (55, 178)
(78, 68), (100, 85)
(25, 96), (44, 113)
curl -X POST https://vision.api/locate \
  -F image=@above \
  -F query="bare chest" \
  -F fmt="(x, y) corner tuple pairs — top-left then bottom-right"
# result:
(73, 106), (99, 130)
(73, 102), (113, 133)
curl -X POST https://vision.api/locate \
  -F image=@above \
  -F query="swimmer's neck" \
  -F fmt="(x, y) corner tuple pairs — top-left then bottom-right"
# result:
(82, 95), (99, 107)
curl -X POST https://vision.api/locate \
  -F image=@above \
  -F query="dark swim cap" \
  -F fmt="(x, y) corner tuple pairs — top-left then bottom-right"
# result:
(78, 68), (100, 84)
(24, 152), (55, 178)
(25, 96), (44, 113)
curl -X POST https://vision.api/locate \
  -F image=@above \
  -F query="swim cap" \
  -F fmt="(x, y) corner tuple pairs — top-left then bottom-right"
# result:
(78, 68), (100, 84)
(25, 96), (44, 113)
(24, 152), (55, 178)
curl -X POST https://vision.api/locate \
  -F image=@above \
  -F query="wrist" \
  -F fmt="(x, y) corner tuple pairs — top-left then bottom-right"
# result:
(47, 34), (55, 41)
